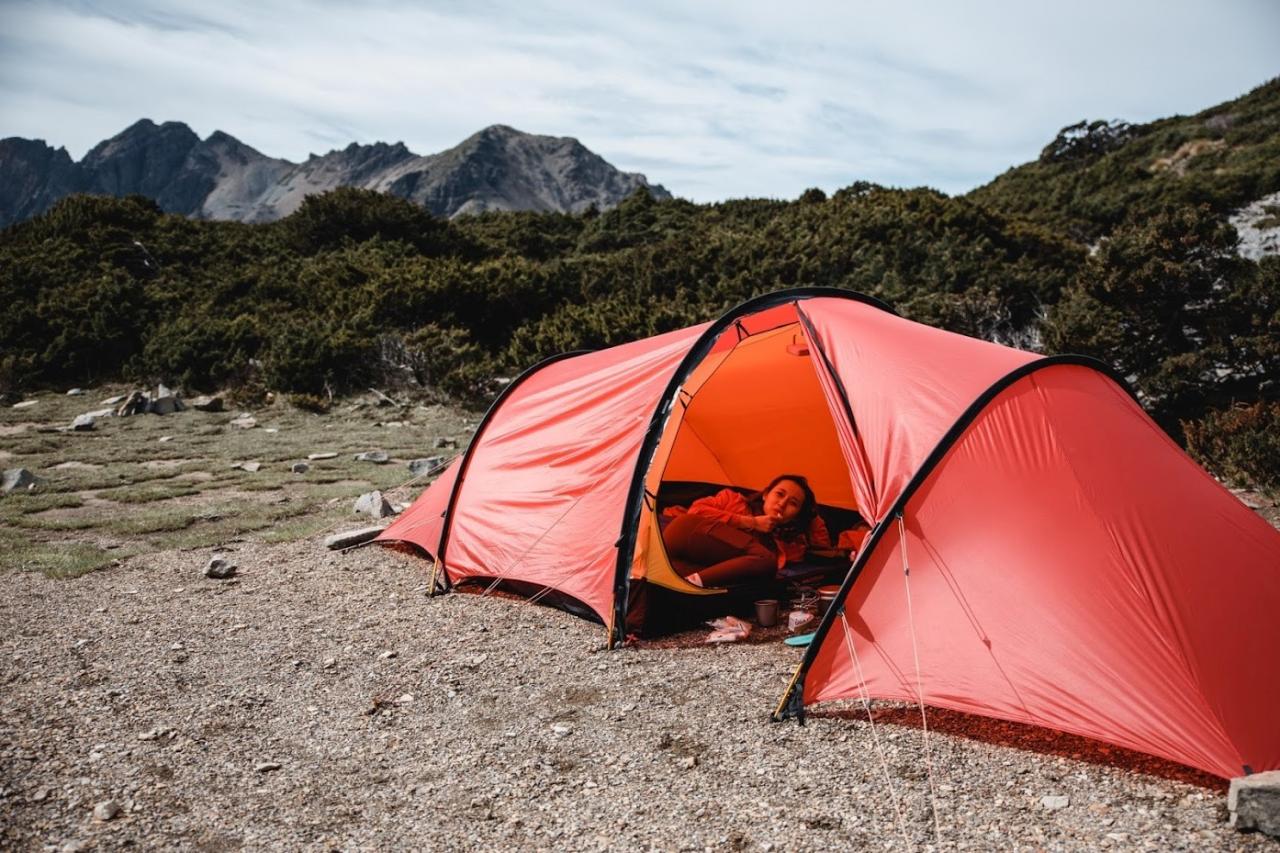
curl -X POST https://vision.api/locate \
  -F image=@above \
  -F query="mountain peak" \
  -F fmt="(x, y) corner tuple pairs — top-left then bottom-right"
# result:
(0, 123), (669, 227)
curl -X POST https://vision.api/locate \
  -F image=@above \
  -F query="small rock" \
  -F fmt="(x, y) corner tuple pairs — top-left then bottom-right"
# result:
(552, 724), (572, 737)
(190, 394), (224, 412)
(291, 462), (310, 474)
(151, 394), (182, 415)
(237, 461), (261, 473)
(255, 762), (282, 773)
(67, 388), (85, 396)
(70, 414), (96, 431)
(324, 527), (385, 549)
(13, 399), (38, 409)
(230, 416), (257, 429)
(434, 437), (457, 449)
(102, 394), (127, 405)
(2, 468), (46, 492)
(204, 556), (238, 579)
(1229, 769), (1280, 836)
(92, 800), (120, 821)
(116, 391), (148, 416)
(307, 452), (338, 460)
(354, 490), (396, 519)
(354, 450), (390, 463)
(407, 456), (448, 478)
(1041, 795), (1070, 809)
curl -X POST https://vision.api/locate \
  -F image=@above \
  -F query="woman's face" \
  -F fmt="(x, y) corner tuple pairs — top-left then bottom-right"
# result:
(763, 479), (806, 523)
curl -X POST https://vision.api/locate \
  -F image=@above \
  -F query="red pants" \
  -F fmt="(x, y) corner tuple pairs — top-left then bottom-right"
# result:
(661, 513), (776, 587)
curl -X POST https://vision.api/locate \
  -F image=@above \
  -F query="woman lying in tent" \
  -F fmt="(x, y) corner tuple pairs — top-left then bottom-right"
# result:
(661, 474), (831, 588)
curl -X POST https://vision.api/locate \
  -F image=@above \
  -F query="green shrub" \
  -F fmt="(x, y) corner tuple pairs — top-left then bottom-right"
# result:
(1184, 400), (1280, 490)
(288, 392), (331, 413)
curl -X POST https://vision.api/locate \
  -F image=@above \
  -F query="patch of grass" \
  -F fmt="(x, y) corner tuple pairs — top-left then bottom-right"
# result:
(12, 514), (101, 532)
(0, 492), (85, 516)
(98, 482), (202, 503)
(257, 515), (341, 543)
(0, 388), (478, 562)
(101, 505), (199, 535)
(0, 531), (138, 578)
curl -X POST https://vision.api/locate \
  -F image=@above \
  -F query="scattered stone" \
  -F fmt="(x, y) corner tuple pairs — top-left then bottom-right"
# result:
(1041, 795), (1070, 809)
(70, 414), (96, 431)
(116, 391), (148, 416)
(407, 456), (448, 477)
(102, 395), (127, 406)
(13, 399), (38, 409)
(255, 762), (283, 773)
(2, 468), (46, 492)
(354, 450), (390, 463)
(552, 724), (573, 737)
(307, 452), (338, 461)
(434, 437), (457, 449)
(204, 555), (238, 579)
(151, 394), (182, 415)
(323, 527), (385, 550)
(159, 436), (174, 443)
(1230, 190), (1280, 262)
(92, 800), (120, 821)
(1229, 770), (1280, 836)
(236, 461), (262, 473)
(190, 394), (224, 412)
(67, 388), (85, 396)
(84, 408), (116, 419)
(231, 416), (257, 429)
(354, 490), (396, 519)
(291, 462), (310, 474)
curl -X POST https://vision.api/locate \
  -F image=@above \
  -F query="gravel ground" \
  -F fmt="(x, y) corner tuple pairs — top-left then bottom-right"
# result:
(2, 538), (1276, 852)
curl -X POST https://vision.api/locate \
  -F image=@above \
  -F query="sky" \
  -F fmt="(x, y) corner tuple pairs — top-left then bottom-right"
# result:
(1, 0), (1277, 204)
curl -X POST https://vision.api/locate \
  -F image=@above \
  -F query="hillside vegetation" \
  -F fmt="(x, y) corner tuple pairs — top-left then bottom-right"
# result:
(2, 81), (1278, 487)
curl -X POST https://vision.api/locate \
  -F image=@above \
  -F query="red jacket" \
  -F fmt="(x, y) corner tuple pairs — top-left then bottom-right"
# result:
(664, 488), (831, 566)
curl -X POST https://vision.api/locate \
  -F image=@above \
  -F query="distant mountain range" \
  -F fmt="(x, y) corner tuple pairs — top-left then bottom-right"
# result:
(0, 120), (671, 228)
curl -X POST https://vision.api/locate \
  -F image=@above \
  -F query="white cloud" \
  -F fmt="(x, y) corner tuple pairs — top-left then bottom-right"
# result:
(1, 0), (1276, 202)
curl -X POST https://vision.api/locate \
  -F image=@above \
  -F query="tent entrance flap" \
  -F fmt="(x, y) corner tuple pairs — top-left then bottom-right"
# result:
(651, 321), (859, 509)
(635, 318), (860, 589)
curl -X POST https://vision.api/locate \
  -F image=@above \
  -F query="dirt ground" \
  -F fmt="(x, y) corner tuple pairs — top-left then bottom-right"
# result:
(3, 388), (1279, 851)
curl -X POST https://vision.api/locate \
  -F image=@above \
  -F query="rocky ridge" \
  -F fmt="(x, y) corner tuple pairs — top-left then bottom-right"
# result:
(0, 121), (670, 228)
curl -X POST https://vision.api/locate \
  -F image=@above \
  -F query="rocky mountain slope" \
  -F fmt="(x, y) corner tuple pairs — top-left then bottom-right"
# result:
(0, 120), (670, 227)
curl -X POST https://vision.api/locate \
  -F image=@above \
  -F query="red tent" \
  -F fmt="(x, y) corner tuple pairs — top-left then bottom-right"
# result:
(377, 288), (1280, 779)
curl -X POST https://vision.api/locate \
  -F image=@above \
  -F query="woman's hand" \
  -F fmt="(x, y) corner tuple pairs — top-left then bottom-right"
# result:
(745, 514), (777, 533)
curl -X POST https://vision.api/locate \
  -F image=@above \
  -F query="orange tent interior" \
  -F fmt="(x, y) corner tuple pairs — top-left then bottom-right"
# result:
(634, 318), (858, 593)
